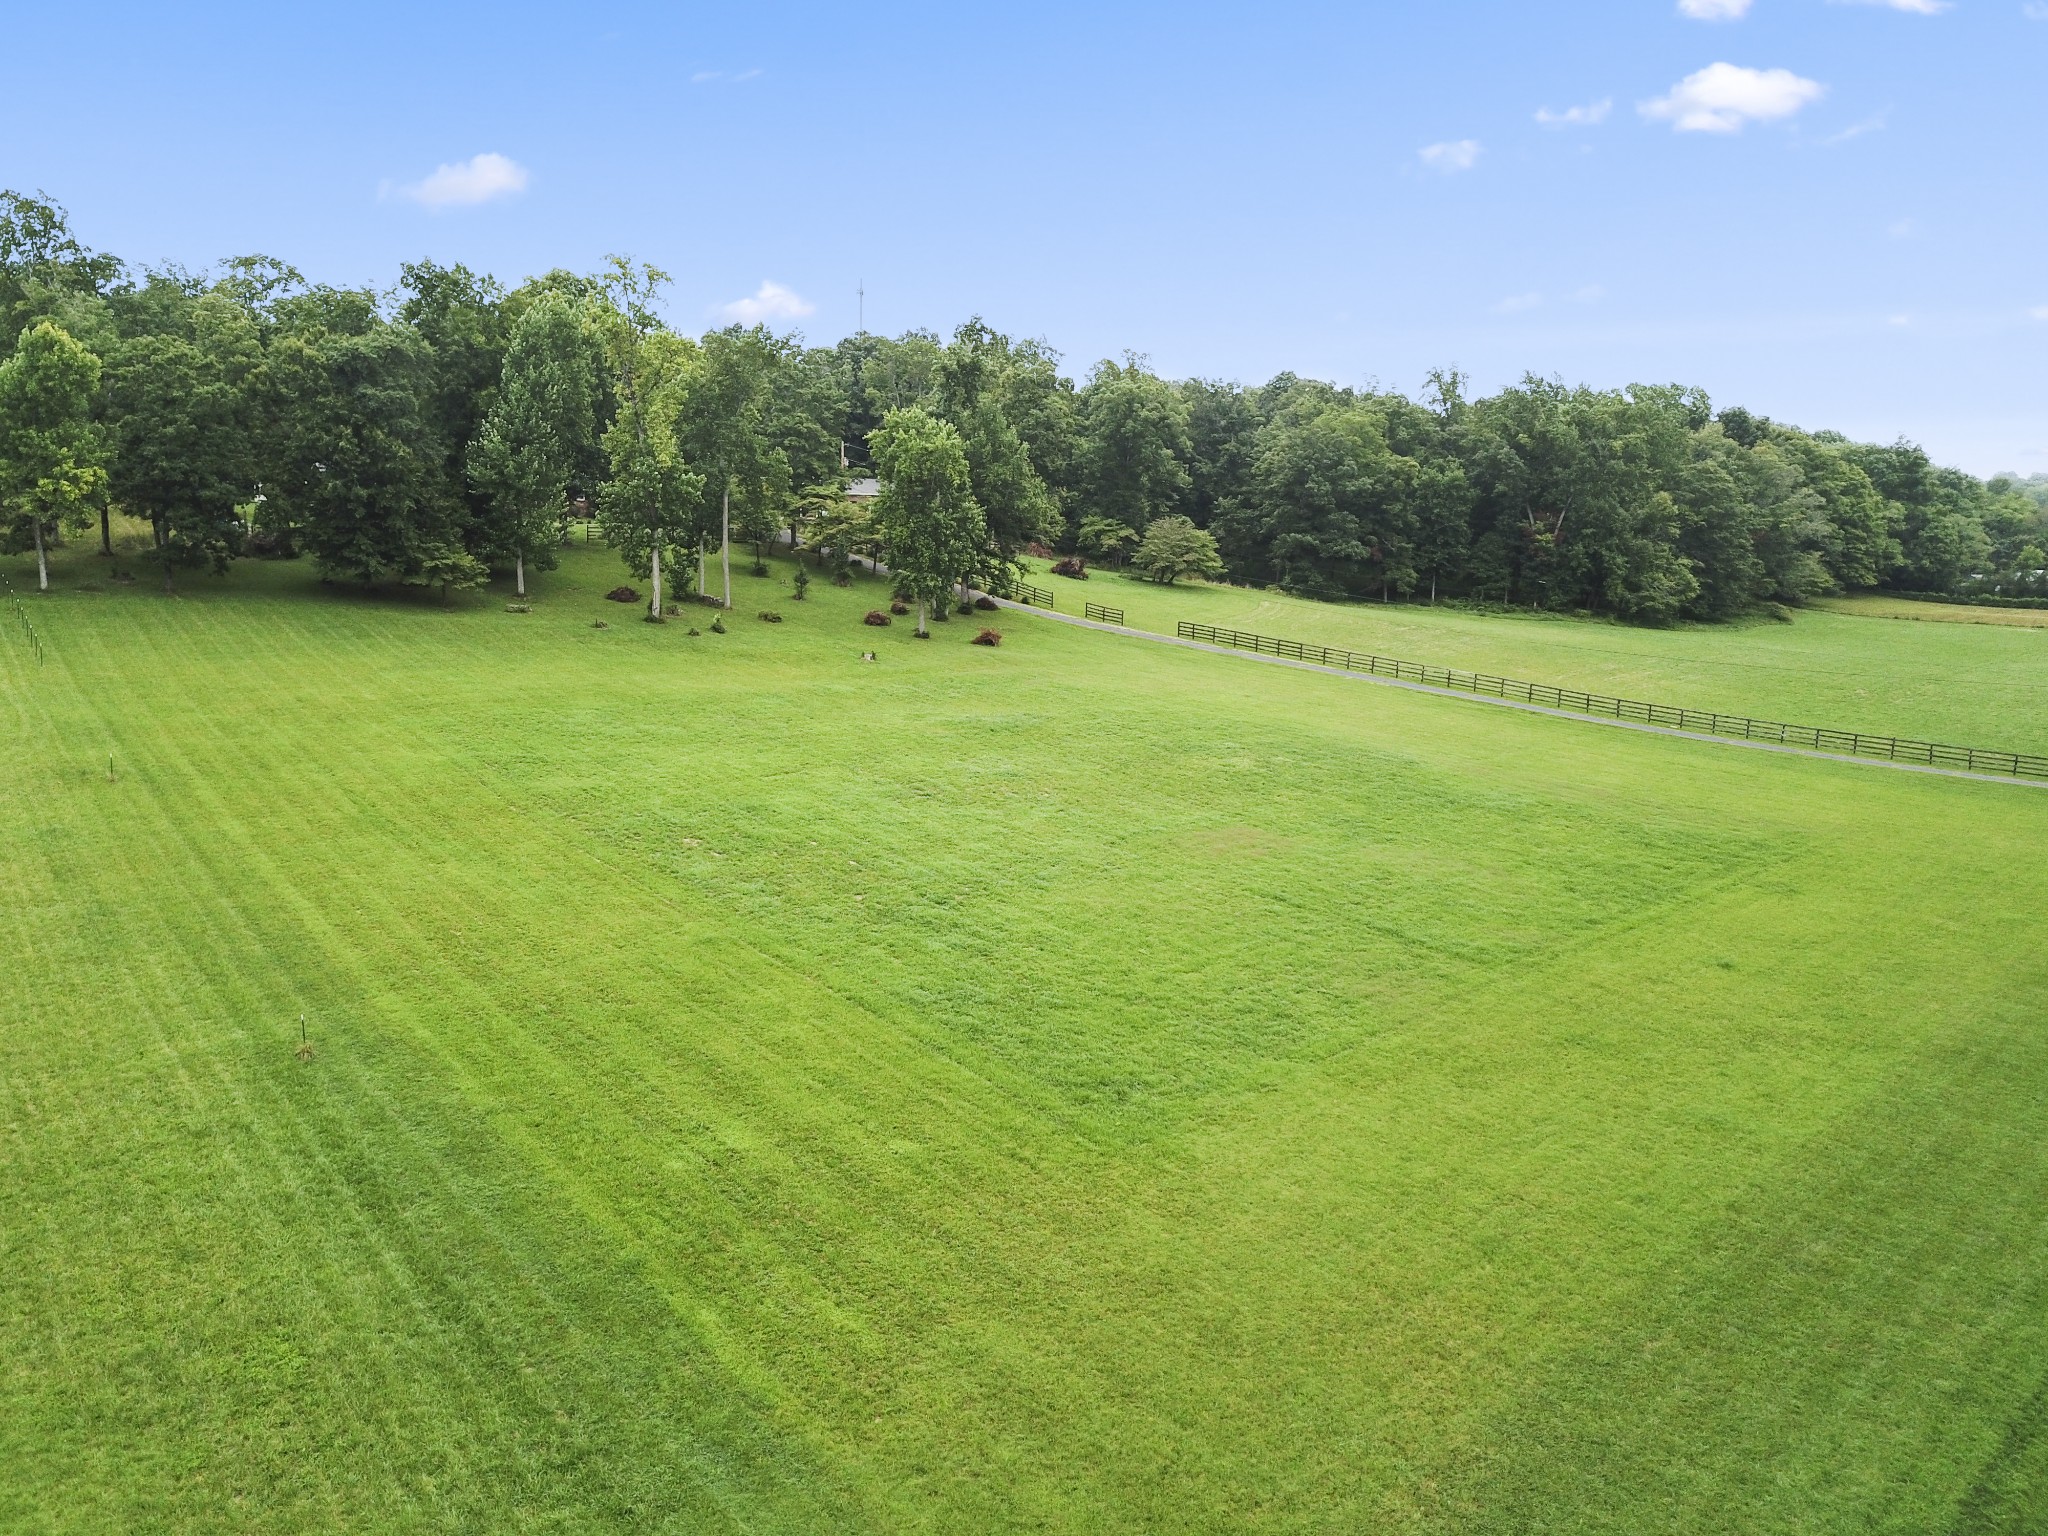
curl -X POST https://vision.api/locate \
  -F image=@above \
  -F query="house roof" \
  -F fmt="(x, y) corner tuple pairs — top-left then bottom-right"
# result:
(846, 477), (881, 500)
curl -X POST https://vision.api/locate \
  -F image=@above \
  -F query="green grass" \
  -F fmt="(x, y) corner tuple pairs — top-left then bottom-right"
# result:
(5, 537), (2048, 1532)
(1809, 593), (2048, 629)
(1046, 562), (2048, 754)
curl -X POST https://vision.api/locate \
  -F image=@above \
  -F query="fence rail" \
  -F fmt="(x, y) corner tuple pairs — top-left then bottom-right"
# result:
(992, 577), (1055, 610)
(1176, 622), (2048, 781)
(1085, 602), (1125, 626)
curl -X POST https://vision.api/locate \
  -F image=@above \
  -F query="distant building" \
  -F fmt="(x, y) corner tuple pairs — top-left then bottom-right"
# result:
(846, 477), (881, 503)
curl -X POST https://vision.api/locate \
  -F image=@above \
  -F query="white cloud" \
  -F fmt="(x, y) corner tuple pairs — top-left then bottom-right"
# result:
(1829, 0), (1951, 11)
(1419, 139), (1482, 173)
(1535, 99), (1612, 128)
(1824, 113), (1888, 144)
(1887, 217), (1918, 239)
(1678, 0), (1753, 18)
(394, 152), (529, 208)
(2031, 305), (2048, 321)
(2027, 3), (2048, 19)
(1640, 63), (1825, 133)
(1573, 284), (1606, 303)
(716, 281), (815, 324)
(1493, 293), (1543, 314)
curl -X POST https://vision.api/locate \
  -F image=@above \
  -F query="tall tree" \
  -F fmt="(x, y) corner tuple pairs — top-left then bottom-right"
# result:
(398, 261), (509, 559)
(870, 406), (985, 636)
(673, 326), (785, 605)
(261, 308), (483, 596)
(102, 289), (261, 592)
(468, 293), (601, 596)
(593, 259), (701, 621)
(932, 320), (1057, 568)
(1075, 356), (1192, 536)
(0, 192), (121, 341)
(0, 322), (105, 591)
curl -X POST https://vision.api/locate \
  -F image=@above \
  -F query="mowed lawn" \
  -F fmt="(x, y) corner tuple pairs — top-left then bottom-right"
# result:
(1044, 562), (2048, 757)
(5, 540), (2048, 1533)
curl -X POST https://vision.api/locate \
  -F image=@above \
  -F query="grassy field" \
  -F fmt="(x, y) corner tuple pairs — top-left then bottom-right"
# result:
(1809, 593), (2048, 630)
(5, 536), (2048, 1532)
(1041, 561), (2048, 755)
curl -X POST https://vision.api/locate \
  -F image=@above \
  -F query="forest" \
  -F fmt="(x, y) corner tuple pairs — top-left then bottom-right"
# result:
(3, 190), (2043, 625)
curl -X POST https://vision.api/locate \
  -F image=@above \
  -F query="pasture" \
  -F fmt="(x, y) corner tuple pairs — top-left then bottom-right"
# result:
(5, 540), (2048, 1533)
(1045, 561), (2048, 756)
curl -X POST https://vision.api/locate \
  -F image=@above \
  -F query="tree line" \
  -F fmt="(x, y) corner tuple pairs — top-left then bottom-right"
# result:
(2, 191), (2041, 626)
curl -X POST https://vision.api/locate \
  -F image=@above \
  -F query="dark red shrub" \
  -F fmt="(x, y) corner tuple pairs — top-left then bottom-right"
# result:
(1050, 557), (1088, 579)
(863, 609), (892, 626)
(972, 628), (1003, 646)
(974, 595), (999, 610)
(889, 599), (910, 615)
(605, 586), (640, 603)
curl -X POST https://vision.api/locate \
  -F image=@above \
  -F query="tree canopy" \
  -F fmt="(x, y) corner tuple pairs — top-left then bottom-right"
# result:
(3, 190), (2038, 624)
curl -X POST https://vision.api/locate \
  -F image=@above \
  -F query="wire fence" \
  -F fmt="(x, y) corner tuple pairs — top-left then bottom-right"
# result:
(1176, 621), (2048, 781)
(1085, 602), (1125, 625)
(3, 569), (45, 668)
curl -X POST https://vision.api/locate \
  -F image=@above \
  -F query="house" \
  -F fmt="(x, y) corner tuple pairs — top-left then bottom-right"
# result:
(846, 476), (881, 503)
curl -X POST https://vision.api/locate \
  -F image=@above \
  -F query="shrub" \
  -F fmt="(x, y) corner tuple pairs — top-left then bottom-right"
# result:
(831, 569), (852, 588)
(605, 586), (640, 603)
(792, 568), (810, 601)
(758, 610), (783, 623)
(863, 609), (892, 626)
(974, 595), (998, 611)
(592, 620), (609, 629)
(972, 628), (1003, 646)
(1051, 556), (1088, 579)
(709, 616), (726, 633)
(686, 627), (701, 636)
(244, 528), (298, 560)
(890, 599), (910, 615)
(505, 602), (531, 614)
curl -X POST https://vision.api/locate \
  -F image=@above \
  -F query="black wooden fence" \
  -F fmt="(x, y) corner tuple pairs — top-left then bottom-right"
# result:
(991, 576), (1056, 609)
(1085, 603), (1125, 626)
(1176, 621), (2048, 781)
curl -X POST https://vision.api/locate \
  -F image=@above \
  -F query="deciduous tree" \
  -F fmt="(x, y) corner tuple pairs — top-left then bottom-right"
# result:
(870, 406), (985, 635)
(0, 322), (105, 590)
(469, 292), (601, 596)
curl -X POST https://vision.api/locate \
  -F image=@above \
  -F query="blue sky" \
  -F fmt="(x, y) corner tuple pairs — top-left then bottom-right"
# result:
(8, 1), (2043, 473)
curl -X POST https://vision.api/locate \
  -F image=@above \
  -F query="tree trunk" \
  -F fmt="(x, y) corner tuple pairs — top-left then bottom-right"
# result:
(99, 505), (111, 557)
(917, 598), (928, 637)
(156, 519), (173, 595)
(698, 536), (706, 597)
(516, 551), (526, 598)
(33, 518), (48, 591)
(1430, 576), (1437, 605)
(720, 488), (731, 608)
(650, 542), (663, 621)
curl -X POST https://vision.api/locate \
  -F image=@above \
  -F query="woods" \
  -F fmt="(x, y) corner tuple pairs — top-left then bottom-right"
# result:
(3, 191), (2042, 624)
